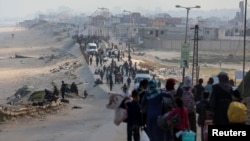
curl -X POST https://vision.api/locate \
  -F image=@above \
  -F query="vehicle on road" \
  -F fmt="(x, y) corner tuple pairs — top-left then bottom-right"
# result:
(86, 43), (98, 55)
(105, 48), (119, 58)
(134, 70), (152, 89)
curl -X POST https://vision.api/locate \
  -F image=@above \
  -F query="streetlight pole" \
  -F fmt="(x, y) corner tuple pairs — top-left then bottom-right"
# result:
(176, 5), (200, 82)
(124, 10), (132, 61)
(185, 8), (190, 43)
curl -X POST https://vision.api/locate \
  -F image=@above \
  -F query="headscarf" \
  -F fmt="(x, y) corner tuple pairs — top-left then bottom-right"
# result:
(146, 79), (160, 100)
(148, 79), (157, 90)
(181, 76), (192, 88)
(165, 78), (175, 90)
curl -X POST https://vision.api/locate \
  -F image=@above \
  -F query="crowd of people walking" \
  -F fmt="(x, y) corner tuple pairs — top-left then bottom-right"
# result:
(84, 41), (248, 141)
(115, 71), (248, 141)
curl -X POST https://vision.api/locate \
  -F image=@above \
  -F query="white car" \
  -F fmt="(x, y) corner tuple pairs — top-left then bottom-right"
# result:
(134, 73), (151, 89)
(105, 48), (119, 57)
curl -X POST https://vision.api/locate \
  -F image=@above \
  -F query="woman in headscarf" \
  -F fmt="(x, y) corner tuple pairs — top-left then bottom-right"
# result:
(209, 72), (233, 125)
(165, 78), (177, 97)
(179, 76), (197, 135)
(142, 79), (164, 141)
(176, 76), (196, 98)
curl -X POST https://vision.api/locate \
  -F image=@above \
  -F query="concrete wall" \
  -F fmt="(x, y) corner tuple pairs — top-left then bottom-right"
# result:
(142, 39), (246, 52)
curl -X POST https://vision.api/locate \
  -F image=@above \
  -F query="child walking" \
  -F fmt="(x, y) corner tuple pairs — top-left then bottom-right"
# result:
(126, 89), (142, 141)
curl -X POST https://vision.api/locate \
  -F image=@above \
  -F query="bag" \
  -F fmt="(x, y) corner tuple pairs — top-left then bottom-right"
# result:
(157, 112), (181, 130)
(182, 130), (196, 141)
(161, 90), (175, 113)
(227, 101), (247, 123)
(182, 89), (195, 113)
(157, 112), (170, 130)
(106, 94), (125, 110)
(114, 107), (127, 126)
(140, 129), (150, 141)
(157, 91), (176, 130)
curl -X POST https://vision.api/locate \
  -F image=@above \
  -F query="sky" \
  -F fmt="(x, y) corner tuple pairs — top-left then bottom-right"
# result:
(0, 0), (244, 19)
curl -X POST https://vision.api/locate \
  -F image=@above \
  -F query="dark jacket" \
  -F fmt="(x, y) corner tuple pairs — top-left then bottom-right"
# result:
(194, 84), (205, 102)
(196, 99), (210, 126)
(126, 100), (142, 125)
(209, 84), (232, 125)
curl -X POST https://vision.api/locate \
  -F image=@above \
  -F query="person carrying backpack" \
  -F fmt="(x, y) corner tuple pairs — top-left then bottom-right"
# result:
(180, 76), (196, 136)
(159, 88), (175, 141)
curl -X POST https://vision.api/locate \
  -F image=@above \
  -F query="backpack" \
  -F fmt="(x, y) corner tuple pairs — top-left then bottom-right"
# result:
(227, 101), (247, 123)
(161, 90), (175, 113)
(181, 88), (195, 113)
(157, 90), (177, 130)
(157, 111), (181, 130)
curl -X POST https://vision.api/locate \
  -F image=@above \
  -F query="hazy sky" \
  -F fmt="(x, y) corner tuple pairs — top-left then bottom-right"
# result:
(0, 0), (244, 18)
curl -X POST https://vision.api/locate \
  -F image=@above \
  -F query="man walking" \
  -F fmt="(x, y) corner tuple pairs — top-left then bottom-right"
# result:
(60, 81), (66, 100)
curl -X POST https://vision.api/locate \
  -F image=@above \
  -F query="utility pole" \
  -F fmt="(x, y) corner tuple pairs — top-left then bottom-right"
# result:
(192, 25), (199, 85)
(123, 10), (132, 61)
(243, 0), (247, 96)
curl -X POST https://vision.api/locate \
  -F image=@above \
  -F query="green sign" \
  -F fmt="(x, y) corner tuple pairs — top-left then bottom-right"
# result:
(180, 43), (190, 68)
